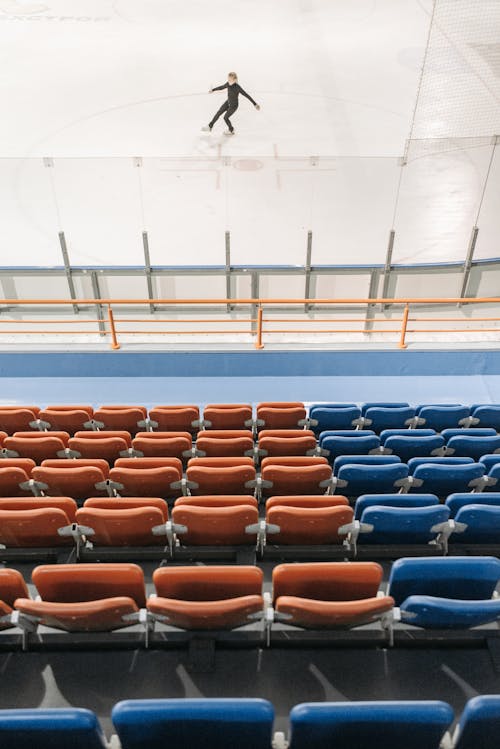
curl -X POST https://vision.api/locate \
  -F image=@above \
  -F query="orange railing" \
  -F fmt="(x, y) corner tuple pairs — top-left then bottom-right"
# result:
(0, 297), (499, 350)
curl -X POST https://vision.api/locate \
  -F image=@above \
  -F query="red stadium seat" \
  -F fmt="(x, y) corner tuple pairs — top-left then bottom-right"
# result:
(0, 568), (30, 628)
(4, 433), (69, 463)
(109, 458), (183, 498)
(148, 566), (264, 630)
(0, 497), (77, 522)
(30, 465), (108, 498)
(92, 406), (147, 435)
(256, 402), (306, 430)
(174, 495), (258, 509)
(171, 503), (259, 546)
(75, 506), (167, 547)
(73, 430), (132, 447)
(266, 502), (353, 545)
(37, 407), (93, 435)
(0, 507), (73, 548)
(258, 429), (317, 457)
(0, 431), (6, 447)
(0, 467), (33, 496)
(196, 430), (255, 458)
(0, 407), (40, 434)
(14, 563), (146, 632)
(186, 457), (257, 495)
(148, 405), (200, 434)
(131, 432), (192, 460)
(84, 497), (168, 520)
(260, 457), (332, 496)
(202, 404), (253, 430)
(41, 458), (110, 477)
(68, 436), (129, 463)
(272, 562), (394, 628)
(0, 458), (36, 474)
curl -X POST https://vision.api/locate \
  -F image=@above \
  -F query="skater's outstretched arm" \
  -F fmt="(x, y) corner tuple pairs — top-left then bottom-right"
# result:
(210, 83), (229, 92)
(237, 84), (260, 108)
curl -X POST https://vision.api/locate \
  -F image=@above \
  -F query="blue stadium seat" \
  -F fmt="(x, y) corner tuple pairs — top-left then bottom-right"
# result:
(288, 701), (453, 749)
(112, 699), (274, 749)
(308, 405), (360, 435)
(446, 492), (500, 518)
(442, 428), (497, 440)
(454, 695), (500, 749)
(361, 406), (417, 432)
(387, 556), (500, 629)
(407, 457), (474, 474)
(361, 402), (410, 415)
(383, 435), (445, 462)
(353, 505), (449, 546)
(354, 494), (439, 520)
(318, 430), (375, 440)
(333, 455), (400, 475)
(452, 505), (500, 544)
(380, 429), (436, 444)
(335, 463), (409, 496)
(415, 405), (470, 431)
(470, 405), (500, 431)
(319, 435), (380, 462)
(0, 708), (107, 749)
(407, 462), (485, 496)
(484, 464), (500, 490)
(479, 454), (500, 472)
(446, 436), (500, 461)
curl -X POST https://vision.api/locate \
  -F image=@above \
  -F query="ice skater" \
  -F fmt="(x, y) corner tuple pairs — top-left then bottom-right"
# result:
(202, 72), (260, 135)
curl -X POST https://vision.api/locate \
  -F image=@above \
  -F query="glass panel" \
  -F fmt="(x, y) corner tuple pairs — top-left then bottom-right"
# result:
(474, 141), (500, 260)
(391, 270), (463, 298)
(153, 275), (227, 300)
(2, 274), (70, 301)
(314, 273), (373, 298)
(259, 274), (305, 299)
(98, 275), (149, 299)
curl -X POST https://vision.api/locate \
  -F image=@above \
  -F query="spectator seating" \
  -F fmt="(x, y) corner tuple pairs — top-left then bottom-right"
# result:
(0, 708), (108, 749)
(107, 457), (184, 498)
(308, 404), (360, 435)
(131, 432), (192, 460)
(90, 406), (147, 435)
(195, 430), (255, 458)
(357, 406), (417, 432)
(256, 402), (306, 430)
(414, 404), (470, 431)
(405, 462), (486, 496)
(354, 493), (440, 520)
(333, 463), (409, 496)
(263, 496), (352, 554)
(0, 407), (41, 434)
(469, 405), (500, 431)
(36, 406), (94, 435)
(147, 405), (201, 434)
(202, 404), (253, 430)
(318, 432), (380, 462)
(260, 457), (333, 496)
(186, 457), (257, 495)
(258, 429), (317, 458)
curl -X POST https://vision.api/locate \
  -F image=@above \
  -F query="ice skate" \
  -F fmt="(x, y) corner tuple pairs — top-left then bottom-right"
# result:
(224, 129), (235, 136)
(201, 125), (212, 132)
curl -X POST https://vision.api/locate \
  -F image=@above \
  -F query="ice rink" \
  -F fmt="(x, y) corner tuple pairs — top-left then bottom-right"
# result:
(1, 0), (499, 267)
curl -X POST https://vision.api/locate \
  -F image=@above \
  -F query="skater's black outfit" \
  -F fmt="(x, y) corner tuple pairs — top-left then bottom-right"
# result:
(209, 82), (257, 132)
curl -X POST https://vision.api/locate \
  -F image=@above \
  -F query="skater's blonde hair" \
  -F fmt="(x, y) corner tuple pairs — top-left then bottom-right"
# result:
(228, 72), (238, 81)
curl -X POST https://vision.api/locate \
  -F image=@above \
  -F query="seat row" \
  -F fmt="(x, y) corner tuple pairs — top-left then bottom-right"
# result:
(5, 695), (500, 749)
(3, 493), (500, 561)
(1, 401), (500, 436)
(1, 558), (500, 644)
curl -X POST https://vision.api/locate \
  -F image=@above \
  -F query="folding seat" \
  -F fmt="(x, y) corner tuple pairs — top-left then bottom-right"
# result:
(354, 493), (439, 520)
(272, 562), (394, 628)
(258, 429), (317, 458)
(72, 430), (132, 447)
(170, 503), (259, 546)
(112, 698), (274, 749)
(0, 500), (76, 548)
(387, 556), (500, 629)
(29, 465), (108, 499)
(382, 434), (446, 462)
(484, 463), (500, 490)
(441, 428), (496, 440)
(308, 404), (360, 435)
(333, 455), (400, 475)
(131, 431), (192, 460)
(202, 403), (253, 430)
(446, 435), (500, 461)
(358, 406), (417, 432)
(450, 505), (500, 545)
(75, 505), (167, 547)
(318, 433), (380, 462)
(0, 457), (35, 474)
(414, 404), (470, 431)
(186, 457), (257, 495)
(147, 405), (200, 434)
(0, 708), (108, 749)
(260, 457), (332, 497)
(361, 402), (410, 415)
(68, 434), (131, 463)
(335, 463), (409, 497)
(0, 406), (40, 434)
(265, 498), (353, 545)
(446, 492), (500, 518)
(406, 462), (486, 496)
(288, 701), (453, 749)
(256, 402), (306, 430)
(407, 456), (474, 473)
(0, 466), (34, 496)
(147, 566), (264, 630)
(453, 695), (500, 749)
(90, 405), (147, 435)
(3, 432), (69, 463)
(0, 497), (77, 522)
(14, 563), (146, 632)
(0, 568), (30, 627)
(41, 458), (110, 477)
(380, 429), (436, 443)
(174, 495), (258, 509)
(37, 406), (94, 435)
(109, 458), (184, 498)
(343, 505), (450, 549)
(84, 497), (168, 518)
(469, 404), (500, 430)
(196, 430), (255, 458)
(479, 454), (500, 472)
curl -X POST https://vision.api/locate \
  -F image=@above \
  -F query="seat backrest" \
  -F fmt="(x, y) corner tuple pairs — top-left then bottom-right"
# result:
(0, 457), (35, 474)
(256, 402), (306, 429)
(454, 695), (500, 749)
(0, 408), (38, 433)
(0, 708), (108, 749)
(203, 404), (253, 430)
(149, 406), (200, 433)
(387, 556), (500, 605)
(308, 406), (360, 434)
(442, 428), (497, 440)
(333, 455), (400, 474)
(267, 505), (354, 545)
(288, 701), (453, 749)
(186, 465), (257, 495)
(41, 458), (110, 477)
(73, 430), (132, 446)
(260, 456), (328, 469)
(76, 506), (166, 546)
(32, 466), (106, 498)
(272, 562), (383, 602)
(84, 497), (168, 520)
(174, 496), (258, 508)
(4, 436), (66, 462)
(354, 494), (439, 520)
(0, 497), (77, 522)
(93, 407), (146, 434)
(196, 431), (254, 458)
(171, 505), (259, 544)
(68, 437), (129, 462)
(0, 466), (32, 496)
(261, 463), (332, 496)
(408, 456), (473, 474)
(361, 402), (409, 416)
(446, 492), (500, 518)
(258, 431), (317, 457)
(132, 434), (192, 458)
(447, 435), (500, 461)
(363, 406), (416, 431)
(0, 568), (29, 606)
(187, 457), (254, 468)
(319, 430), (375, 440)
(0, 508), (72, 547)
(112, 699), (274, 749)
(380, 429), (436, 444)
(453, 505), (500, 543)
(411, 462), (484, 493)
(46, 405), (94, 417)
(153, 565), (263, 599)
(266, 495), (349, 509)
(32, 563), (146, 606)
(109, 467), (182, 497)
(416, 405), (470, 431)
(337, 463), (408, 491)
(114, 457), (183, 472)
(479, 454), (500, 473)
(319, 435), (380, 460)
(358, 505), (449, 544)
(38, 409), (90, 434)
(471, 406), (500, 430)
(384, 435), (445, 462)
